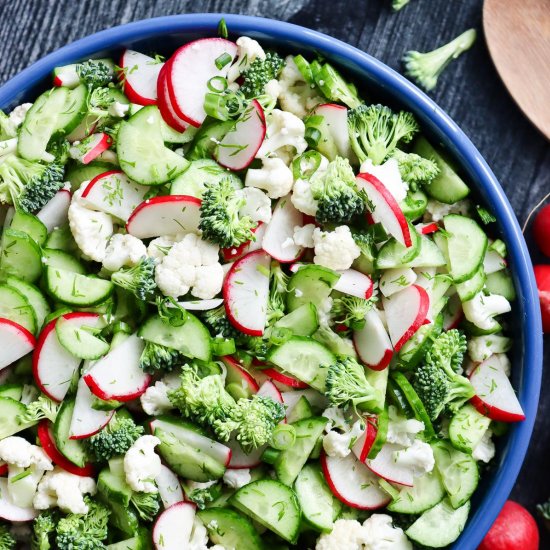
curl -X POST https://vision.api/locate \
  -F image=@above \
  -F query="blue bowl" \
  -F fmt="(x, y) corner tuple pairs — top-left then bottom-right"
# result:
(0, 14), (542, 549)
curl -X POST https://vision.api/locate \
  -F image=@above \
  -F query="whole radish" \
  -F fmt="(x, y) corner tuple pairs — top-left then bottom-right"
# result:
(533, 204), (550, 257)
(478, 500), (539, 550)
(534, 265), (550, 333)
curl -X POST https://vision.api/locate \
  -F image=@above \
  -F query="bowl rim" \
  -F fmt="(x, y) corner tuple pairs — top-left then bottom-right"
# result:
(0, 13), (542, 549)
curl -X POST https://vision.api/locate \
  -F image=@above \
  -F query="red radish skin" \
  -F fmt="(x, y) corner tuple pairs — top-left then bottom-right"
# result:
(333, 269), (374, 299)
(157, 61), (189, 132)
(261, 368), (309, 389)
(352, 419), (378, 462)
(120, 49), (163, 106)
(478, 501), (539, 550)
(37, 420), (95, 477)
(534, 264), (550, 333)
(533, 204), (550, 258)
(0, 318), (36, 371)
(417, 222), (439, 235)
(0, 464), (6, 476)
(221, 222), (266, 262)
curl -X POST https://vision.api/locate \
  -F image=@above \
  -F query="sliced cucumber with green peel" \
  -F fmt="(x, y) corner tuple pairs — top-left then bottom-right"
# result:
(55, 84), (89, 134)
(0, 384), (23, 401)
(401, 189), (428, 220)
(456, 267), (486, 302)
(449, 404), (491, 454)
(486, 270), (516, 301)
(387, 470), (446, 514)
(66, 162), (113, 193)
(53, 398), (89, 467)
(45, 267), (114, 307)
(44, 224), (79, 253)
(0, 397), (27, 439)
(0, 284), (37, 334)
(0, 229), (42, 282)
(398, 313), (443, 369)
(274, 302), (319, 337)
(186, 118), (234, 160)
(286, 395), (313, 423)
(9, 210), (47, 246)
(42, 248), (86, 274)
(106, 528), (150, 550)
(55, 315), (109, 360)
(287, 264), (340, 312)
(406, 235), (446, 268)
(198, 508), (263, 550)
(375, 225), (421, 270)
(5, 276), (51, 329)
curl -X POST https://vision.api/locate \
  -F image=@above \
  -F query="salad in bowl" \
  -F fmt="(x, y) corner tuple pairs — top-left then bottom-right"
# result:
(0, 22), (525, 550)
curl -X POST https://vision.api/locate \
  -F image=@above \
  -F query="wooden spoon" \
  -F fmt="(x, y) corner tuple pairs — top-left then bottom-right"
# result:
(483, 0), (550, 140)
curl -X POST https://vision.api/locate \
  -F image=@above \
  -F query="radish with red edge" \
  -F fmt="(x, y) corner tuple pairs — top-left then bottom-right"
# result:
(0, 478), (38, 522)
(69, 378), (114, 439)
(356, 172), (412, 247)
(69, 132), (112, 165)
(120, 49), (163, 106)
(533, 204), (550, 258)
(261, 368), (309, 389)
(320, 451), (390, 509)
(81, 170), (150, 222)
(153, 501), (197, 550)
(221, 356), (259, 397)
(534, 264), (550, 333)
(353, 308), (393, 371)
(383, 285), (430, 352)
(0, 318), (35, 371)
(256, 380), (284, 404)
(36, 189), (71, 232)
(333, 268), (374, 299)
(226, 434), (264, 469)
(0, 463), (6, 476)
(166, 38), (237, 127)
(352, 420), (378, 462)
(221, 222), (266, 262)
(215, 99), (266, 171)
(37, 420), (95, 477)
(83, 333), (150, 402)
(365, 442), (414, 487)
(223, 250), (271, 337)
(157, 61), (189, 132)
(126, 195), (201, 239)
(415, 222), (439, 235)
(262, 195), (304, 263)
(155, 464), (184, 508)
(469, 355), (525, 422)
(314, 103), (354, 159)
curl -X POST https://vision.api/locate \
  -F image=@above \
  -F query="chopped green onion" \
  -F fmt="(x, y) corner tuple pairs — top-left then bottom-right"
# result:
(211, 336), (236, 356)
(204, 93), (230, 121)
(293, 54), (313, 84)
(215, 52), (232, 70)
(207, 76), (228, 93)
(269, 424), (297, 450)
(261, 447), (281, 464)
(305, 127), (322, 148)
(476, 205), (496, 225)
(218, 18), (228, 39)
(292, 150), (322, 180)
(267, 326), (293, 346)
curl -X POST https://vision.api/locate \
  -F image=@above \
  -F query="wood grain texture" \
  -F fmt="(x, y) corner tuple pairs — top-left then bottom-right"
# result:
(0, 0), (549, 542)
(484, 0), (550, 139)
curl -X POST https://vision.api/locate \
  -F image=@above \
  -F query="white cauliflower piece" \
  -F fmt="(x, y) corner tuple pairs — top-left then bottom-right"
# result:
(323, 420), (364, 458)
(313, 225), (361, 271)
(361, 514), (412, 550)
(147, 235), (179, 260)
(424, 199), (471, 222)
(68, 184), (114, 262)
(293, 223), (316, 248)
(472, 429), (496, 463)
(386, 406), (425, 446)
(468, 334), (512, 362)
(322, 407), (349, 431)
(290, 153), (330, 216)
(103, 233), (147, 271)
(192, 263), (225, 299)
(124, 435), (162, 493)
(108, 101), (130, 118)
(9, 103), (32, 127)
(462, 291), (511, 331)
(393, 439), (435, 477)
(360, 158), (408, 203)
(245, 157), (294, 199)
(189, 517), (209, 550)
(315, 519), (366, 550)
(238, 187), (273, 222)
(223, 468), (251, 489)
(140, 371), (181, 416)
(264, 78), (282, 102)
(227, 36), (266, 85)
(34, 466), (96, 514)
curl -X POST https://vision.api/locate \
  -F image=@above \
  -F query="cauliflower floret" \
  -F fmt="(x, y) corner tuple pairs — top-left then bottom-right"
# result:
(103, 233), (147, 271)
(467, 334), (512, 362)
(223, 468), (251, 489)
(361, 514), (412, 550)
(68, 184), (114, 262)
(108, 101), (130, 118)
(393, 439), (435, 477)
(34, 466), (96, 514)
(322, 407), (349, 431)
(256, 109), (307, 165)
(472, 429), (496, 463)
(140, 371), (181, 416)
(227, 36), (266, 84)
(264, 78), (282, 102)
(155, 233), (223, 299)
(360, 158), (408, 203)
(462, 291), (511, 331)
(189, 516), (209, 550)
(124, 435), (162, 493)
(386, 406), (425, 446)
(313, 225), (361, 271)
(293, 223), (316, 248)
(238, 187), (273, 223)
(323, 420), (364, 458)
(245, 157), (294, 199)
(9, 103), (32, 127)
(424, 199), (471, 222)
(290, 153), (330, 216)
(147, 235), (181, 260)
(315, 519), (366, 550)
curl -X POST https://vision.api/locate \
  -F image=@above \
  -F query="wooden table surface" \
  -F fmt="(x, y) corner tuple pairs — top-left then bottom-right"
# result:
(1, 0), (549, 544)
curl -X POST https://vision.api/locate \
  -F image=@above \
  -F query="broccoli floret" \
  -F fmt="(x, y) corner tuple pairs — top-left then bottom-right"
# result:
(392, 0), (411, 11)
(0, 110), (16, 141)
(55, 498), (110, 550)
(403, 29), (477, 91)
(111, 257), (157, 301)
(391, 148), (439, 189)
(348, 104), (419, 165)
(185, 481), (222, 509)
(32, 511), (58, 550)
(237, 335), (269, 361)
(199, 178), (255, 248)
(214, 395), (285, 452)
(76, 60), (113, 89)
(267, 262), (289, 325)
(311, 156), (367, 223)
(0, 524), (15, 550)
(139, 341), (181, 374)
(331, 295), (376, 331)
(0, 155), (64, 210)
(202, 304), (239, 338)
(130, 491), (160, 522)
(46, 138), (71, 165)
(240, 52), (285, 98)
(85, 413), (144, 462)
(325, 357), (383, 412)
(18, 395), (60, 425)
(87, 87), (115, 126)
(412, 329), (474, 420)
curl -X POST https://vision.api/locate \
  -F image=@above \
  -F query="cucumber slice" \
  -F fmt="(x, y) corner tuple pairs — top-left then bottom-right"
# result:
(65, 162), (113, 193)
(138, 313), (211, 362)
(432, 440), (478, 508)
(295, 463), (341, 532)
(55, 84), (89, 134)
(414, 137), (470, 204)
(401, 189), (428, 221)
(287, 264), (340, 312)
(198, 508), (263, 550)
(387, 470), (446, 514)
(405, 499), (470, 548)
(10, 210), (47, 246)
(0, 284), (37, 334)
(0, 384), (23, 401)
(42, 248), (86, 274)
(274, 416), (327, 485)
(398, 314), (443, 369)
(274, 302), (319, 337)
(305, 114), (338, 160)
(406, 235), (446, 268)
(44, 224), (79, 253)
(444, 214), (488, 283)
(456, 267), (486, 302)
(98, 466), (133, 506)
(375, 226), (421, 270)
(286, 395), (313, 423)
(267, 337), (335, 392)
(6, 276), (51, 329)
(104, 500), (140, 537)
(230, 479), (301, 544)
(117, 106), (189, 185)
(449, 404), (491, 454)
(367, 406), (389, 459)
(486, 270), (516, 301)
(45, 267), (114, 307)
(106, 528), (150, 550)
(53, 399), (89, 467)
(55, 316), (110, 360)
(461, 319), (503, 336)
(186, 118), (234, 160)
(0, 229), (42, 282)
(0, 397), (27, 439)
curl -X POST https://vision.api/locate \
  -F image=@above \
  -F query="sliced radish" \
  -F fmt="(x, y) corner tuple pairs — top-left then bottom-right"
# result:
(257, 380), (284, 403)
(352, 419), (378, 463)
(120, 49), (163, 106)
(484, 249), (506, 274)
(157, 62), (189, 133)
(221, 222), (266, 262)
(221, 356), (259, 397)
(226, 435), (264, 469)
(383, 285), (430, 352)
(126, 195), (201, 238)
(469, 355), (525, 422)
(177, 298), (224, 311)
(353, 309), (393, 371)
(33, 313), (101, 402)
(37, 420), (95, 476)
(0, 463), (7, 476)
(262, 196), (304, 263)
(314, 104), (353, 158)
(443, 293), (464, 330)
(153, 501), (196, 550)
(223, 250), (271, 337)
(262, 368), (309, 389)
(0, 318), (35, 371)
(69, 132), (111, 165)
(69, 377), (114, 439)
(321, 451), (390, 509)
(416, 222), (439, 235)
(0, 478), (38, 522)
(334, 269), (374, 299)
(156, 464), (184, 508)
(215, 99), (266, 171)
(81, 170), (149, 222)
(365, 442), (414, 487)
(167, 38), (237, 127)
(37, 189), (71, 232)
(356, 173), (411, 247)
